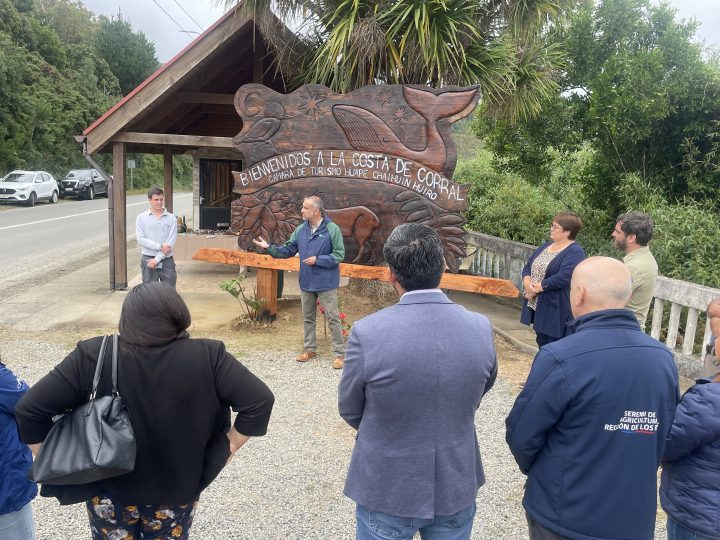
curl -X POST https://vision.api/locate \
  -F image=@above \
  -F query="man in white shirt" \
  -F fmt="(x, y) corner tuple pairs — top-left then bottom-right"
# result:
(136, 186), (177, 287)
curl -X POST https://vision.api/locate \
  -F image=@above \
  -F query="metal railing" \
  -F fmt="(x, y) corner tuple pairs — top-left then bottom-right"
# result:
(463, 231), (719, 379)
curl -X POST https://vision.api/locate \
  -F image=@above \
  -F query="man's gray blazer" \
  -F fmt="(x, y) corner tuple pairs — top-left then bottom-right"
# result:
(338, 290), (497, 519)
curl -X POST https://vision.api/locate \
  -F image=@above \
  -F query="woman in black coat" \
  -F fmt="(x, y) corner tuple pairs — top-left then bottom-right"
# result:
(16, 282), (275, 540)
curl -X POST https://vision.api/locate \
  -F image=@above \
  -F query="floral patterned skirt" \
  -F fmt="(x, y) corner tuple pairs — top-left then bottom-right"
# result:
(86, 495), (198, 539)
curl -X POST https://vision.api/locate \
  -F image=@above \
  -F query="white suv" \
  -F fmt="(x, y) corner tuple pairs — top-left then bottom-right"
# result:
(0, 170), (59, 206)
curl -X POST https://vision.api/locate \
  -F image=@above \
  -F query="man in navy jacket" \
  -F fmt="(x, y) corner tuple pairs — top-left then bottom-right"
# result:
(254, 195), (346, 368)
(506, 257), (679, 540)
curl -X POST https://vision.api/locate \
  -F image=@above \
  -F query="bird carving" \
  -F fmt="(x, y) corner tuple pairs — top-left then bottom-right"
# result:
(332, 86), (478, 174)
(232, 117), (281, 146)
(232, 101), (287, 149)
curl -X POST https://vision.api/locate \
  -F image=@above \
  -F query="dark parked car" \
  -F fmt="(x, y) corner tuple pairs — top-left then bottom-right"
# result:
(59, 169), (108, 200)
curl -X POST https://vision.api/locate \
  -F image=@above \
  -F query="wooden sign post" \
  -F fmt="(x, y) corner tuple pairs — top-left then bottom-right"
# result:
(194, 83), (518, 320)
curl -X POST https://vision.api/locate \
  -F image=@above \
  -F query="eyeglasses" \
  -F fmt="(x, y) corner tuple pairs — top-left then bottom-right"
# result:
(550, 224), (563, 231)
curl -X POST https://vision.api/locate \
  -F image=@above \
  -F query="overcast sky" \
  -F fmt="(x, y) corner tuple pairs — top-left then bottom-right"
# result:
(82, 0), (719, 63)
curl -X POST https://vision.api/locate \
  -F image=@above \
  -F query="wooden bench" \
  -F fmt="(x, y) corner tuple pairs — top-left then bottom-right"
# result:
(193, 248), (519, 320)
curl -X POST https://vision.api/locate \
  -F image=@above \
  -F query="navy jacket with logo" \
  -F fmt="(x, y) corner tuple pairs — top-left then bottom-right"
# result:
(506, 309), (679, 540)
(268, 215), (344, 292)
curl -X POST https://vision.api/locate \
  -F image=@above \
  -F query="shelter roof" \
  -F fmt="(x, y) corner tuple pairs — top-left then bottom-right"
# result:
(83, 4), (289, 154)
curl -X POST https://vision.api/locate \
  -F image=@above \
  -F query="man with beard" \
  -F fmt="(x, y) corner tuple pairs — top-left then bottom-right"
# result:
(611, 211), (658, 329)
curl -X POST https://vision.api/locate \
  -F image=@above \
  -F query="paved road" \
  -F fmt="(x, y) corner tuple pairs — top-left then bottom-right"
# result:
(0, 193), (193, 291)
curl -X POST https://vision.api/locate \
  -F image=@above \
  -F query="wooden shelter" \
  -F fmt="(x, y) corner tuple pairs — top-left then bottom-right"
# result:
(80, 5), (290, 289)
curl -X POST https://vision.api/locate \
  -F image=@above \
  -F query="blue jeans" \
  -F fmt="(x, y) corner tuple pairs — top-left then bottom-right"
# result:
(667, 516), (715, 540)
(356, 503), (476, 540)
(0, 502), (35, 540)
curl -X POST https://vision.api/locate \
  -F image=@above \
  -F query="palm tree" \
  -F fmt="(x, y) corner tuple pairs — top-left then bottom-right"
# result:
(219, 0), (576, 121)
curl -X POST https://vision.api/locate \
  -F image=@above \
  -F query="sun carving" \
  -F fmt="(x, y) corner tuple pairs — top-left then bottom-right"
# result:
(377, 89), (393, 106)
(298, 91), (325, 120)
(392, 106), (407, 122)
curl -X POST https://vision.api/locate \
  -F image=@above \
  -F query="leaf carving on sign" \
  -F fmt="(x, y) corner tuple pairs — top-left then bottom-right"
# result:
(231, 191), (301, 250)
(394, 191), (467, 273)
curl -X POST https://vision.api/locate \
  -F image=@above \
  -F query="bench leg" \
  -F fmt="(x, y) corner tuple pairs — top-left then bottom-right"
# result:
(256, 268), (278, 322)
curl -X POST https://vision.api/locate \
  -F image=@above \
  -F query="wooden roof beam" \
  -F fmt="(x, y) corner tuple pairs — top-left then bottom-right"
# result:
(110, 132), (235, 148)
(174, 92), (234, 105)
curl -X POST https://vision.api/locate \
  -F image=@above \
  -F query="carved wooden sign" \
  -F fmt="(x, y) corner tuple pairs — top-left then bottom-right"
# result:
(230, 83), (479, 271)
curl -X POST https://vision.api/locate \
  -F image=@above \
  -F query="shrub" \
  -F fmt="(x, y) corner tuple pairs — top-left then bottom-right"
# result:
(457, 153), (567, 245)
(460, 160), (720, 287)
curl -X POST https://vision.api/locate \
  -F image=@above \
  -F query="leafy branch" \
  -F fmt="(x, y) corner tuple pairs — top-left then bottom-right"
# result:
(219, 272), (267, 321)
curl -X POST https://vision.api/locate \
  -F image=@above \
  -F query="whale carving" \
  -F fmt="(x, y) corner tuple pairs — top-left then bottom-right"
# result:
(332, 86), (479, 174)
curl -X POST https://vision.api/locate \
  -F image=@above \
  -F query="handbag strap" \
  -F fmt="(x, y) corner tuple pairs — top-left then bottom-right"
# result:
(89, 335), (110, 400)
(111, 334), (120, 397)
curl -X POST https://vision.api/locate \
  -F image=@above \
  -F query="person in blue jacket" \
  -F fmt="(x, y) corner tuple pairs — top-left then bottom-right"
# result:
(660, 365), (720, 540)
(254, 195), (346, 369)
(507, 257), (679, 540)
(0, 354), (37, 540)
(520, 212), (586, 347)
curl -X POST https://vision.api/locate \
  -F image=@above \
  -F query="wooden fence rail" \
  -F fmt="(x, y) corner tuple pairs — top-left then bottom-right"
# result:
(462, 231), (720, 378)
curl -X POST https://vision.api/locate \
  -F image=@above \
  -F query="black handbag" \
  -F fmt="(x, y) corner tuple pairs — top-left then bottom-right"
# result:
(29, 334), (136, 485)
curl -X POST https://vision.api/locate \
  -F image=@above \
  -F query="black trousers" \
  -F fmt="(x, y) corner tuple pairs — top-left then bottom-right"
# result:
(535, 331), (560, 348)
(527, 514), (572, 540)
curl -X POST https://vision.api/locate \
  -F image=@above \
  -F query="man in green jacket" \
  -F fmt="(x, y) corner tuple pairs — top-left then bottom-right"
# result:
(253, 196), (346, 368)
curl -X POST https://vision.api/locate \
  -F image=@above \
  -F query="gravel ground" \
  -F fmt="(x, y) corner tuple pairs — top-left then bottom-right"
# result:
(1, 337), (667, 540)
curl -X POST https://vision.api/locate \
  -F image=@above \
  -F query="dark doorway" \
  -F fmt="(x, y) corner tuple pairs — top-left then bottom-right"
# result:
(199, 159), (242, 229)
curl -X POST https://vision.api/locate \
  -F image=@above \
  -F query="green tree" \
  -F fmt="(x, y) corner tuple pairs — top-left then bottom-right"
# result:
(220, 0), (577, 119)
(0, 0), (123, 177)
(0, 0), (31, 39)
(0, 33), (34, 168)
(476, 0), (720, 213)
(11, 0), (33, 12)
(33, 0), (98, 46)
(95, 12), (159, 95)
(27, 16), (67, 68)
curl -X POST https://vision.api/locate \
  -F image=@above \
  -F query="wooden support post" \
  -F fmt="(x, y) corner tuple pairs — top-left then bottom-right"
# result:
(106, 163), (115, 290)
(112, 142), (128, 290)
(163, 148), (173, 213)
(256, 268), (278, 322)
(192, 150), (200, 230)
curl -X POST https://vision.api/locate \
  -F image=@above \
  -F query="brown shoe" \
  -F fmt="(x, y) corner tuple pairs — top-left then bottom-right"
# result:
(296, 350), (317, 362)
(332, 356), (345, 369)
